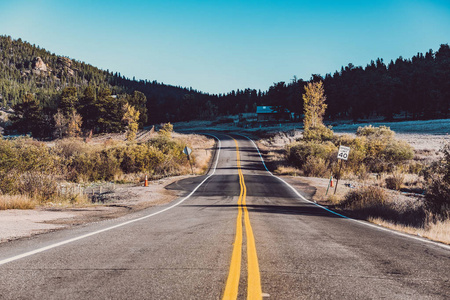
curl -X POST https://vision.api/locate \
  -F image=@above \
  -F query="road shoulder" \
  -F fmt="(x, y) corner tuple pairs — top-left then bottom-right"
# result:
(0, 175), (190, 244)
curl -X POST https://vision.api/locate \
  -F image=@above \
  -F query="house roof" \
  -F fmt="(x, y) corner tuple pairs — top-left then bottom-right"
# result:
(256, 106), (275, 114)
(256, 106), (290, 114)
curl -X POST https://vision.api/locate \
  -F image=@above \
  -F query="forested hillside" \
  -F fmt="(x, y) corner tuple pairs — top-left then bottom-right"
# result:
(0, 35), (448, 139)
(257, 44), (450, 121)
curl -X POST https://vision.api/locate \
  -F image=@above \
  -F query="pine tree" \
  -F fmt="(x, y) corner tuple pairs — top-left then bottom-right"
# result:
(95, 89), (125, 132)
(127, 91), (147, 127)
(9, 93), (44, 137)
(59, 87), (78, 116)
(78, 86), (96, 130)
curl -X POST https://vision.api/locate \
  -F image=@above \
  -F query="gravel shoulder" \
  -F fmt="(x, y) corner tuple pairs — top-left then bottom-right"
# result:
(0, 175), (190, 243)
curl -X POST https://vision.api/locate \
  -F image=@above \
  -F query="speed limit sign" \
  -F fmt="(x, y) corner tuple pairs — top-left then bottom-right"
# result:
(337, 145), (350, 160)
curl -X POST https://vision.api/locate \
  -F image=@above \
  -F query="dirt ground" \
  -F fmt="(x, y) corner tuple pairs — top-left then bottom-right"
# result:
(0, 175), (190, 243)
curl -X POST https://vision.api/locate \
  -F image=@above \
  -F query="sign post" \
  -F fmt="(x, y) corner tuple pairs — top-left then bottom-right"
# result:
(334, 145), (350, 194)
(183, 146), (193, 175)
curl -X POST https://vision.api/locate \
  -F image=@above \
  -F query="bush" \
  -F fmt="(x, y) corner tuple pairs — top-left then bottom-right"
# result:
(288, 140), (337, 170)
(0, 139), (60, 195)
(356, 125), (395, 140)
(303, 156), (329, 177)
(286, 125), (416, 178)
(424, 143), (450, 219)
(425, 175), (450, 219)
(303, 125), (334, 141)
(65, 134), (191, 182)
(443, 143), (450, 183)
(159, 122), (173, 138)
(54, 138), (88, 159)
(334, 134), (367, 174)
(384, 140), (414, 162)
(19, 172), (59, 202)
(385, 172), (405, 190)
(341, 186), (387, 210)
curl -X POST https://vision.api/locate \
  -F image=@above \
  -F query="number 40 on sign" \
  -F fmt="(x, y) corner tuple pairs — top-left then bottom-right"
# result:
(333, 145), (351, 194)
(337, 145), (350, 160)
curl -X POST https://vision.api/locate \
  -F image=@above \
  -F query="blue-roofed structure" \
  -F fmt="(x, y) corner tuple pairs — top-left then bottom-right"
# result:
(256, 106), (291, 122)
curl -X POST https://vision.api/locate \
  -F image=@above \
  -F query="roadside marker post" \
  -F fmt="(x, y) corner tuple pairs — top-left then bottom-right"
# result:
(183, 146), (194, 175)
(334, 145), (350, 195)
(325, 175), (333, 195)
(144, 175), (148, 187)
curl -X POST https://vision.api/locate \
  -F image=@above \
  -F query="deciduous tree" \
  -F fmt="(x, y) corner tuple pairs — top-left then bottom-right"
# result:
(122, 103), (140, 141)
(302, 81), (333, 141)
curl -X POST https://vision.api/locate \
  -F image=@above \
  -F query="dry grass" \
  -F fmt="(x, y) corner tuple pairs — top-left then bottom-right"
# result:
(0, 195), (37, 210)
(173, 133), (215, 174)
(0, 192), (90, 210)
(369, 217), (450, 245)
(385, 172), (405, 190)
(274, 165), (301, 176)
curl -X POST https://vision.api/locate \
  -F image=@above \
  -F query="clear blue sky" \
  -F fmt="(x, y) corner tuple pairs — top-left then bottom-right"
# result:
(1, 0), (449, 94)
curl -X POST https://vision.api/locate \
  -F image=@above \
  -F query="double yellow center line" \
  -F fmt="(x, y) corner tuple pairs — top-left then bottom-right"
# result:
(223, 138), (262, 300)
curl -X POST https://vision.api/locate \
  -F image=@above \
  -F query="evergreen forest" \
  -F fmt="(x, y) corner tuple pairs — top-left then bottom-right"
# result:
(0, 35), (449, 139)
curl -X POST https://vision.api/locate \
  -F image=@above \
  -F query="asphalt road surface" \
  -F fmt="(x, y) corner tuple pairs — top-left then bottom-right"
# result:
(0, 134), (449, 299)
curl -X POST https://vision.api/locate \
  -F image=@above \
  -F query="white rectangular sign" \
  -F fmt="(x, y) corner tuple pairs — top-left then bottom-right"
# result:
(337, 145), (350, 160)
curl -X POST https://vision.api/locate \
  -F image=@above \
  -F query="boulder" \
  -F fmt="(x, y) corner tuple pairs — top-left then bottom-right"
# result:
(57, 56), (72, 68)
(32, 57), (47, 72)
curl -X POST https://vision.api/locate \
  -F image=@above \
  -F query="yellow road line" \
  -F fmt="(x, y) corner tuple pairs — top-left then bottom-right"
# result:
(223, 139), (262, 300)
(222, 156), (244, 299)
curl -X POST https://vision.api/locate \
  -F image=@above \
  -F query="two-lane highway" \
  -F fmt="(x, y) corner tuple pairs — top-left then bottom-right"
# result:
(0, 134), (449, 299)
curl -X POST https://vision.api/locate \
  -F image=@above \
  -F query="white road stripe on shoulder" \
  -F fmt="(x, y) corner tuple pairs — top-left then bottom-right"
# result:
(236, 133), (450, 251)
(0, 135), (222, 266)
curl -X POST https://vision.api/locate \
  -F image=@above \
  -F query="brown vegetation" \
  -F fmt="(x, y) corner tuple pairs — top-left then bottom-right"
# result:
(0, 127), (214, 209)
(260, 122), (449, 244)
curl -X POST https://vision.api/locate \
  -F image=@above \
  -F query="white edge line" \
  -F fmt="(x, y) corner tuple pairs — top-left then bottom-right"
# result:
(0, 135), (222, 266)
(236, 133), (450, 251)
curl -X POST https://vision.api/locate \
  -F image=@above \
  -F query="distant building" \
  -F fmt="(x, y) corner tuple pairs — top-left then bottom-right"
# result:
(256, 106), (291, 122)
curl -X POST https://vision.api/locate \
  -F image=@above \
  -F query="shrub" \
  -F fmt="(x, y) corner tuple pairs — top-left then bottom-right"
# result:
(443, 143), (450, 183)
(0, 139), (60, 196)
(159, 122), (174, 138)
(356, 125), (395, 140)
(341, 186), (387, 210)
(287, 140), (337, 170)
(19, 172), (59, 202)
(408, 161), (425, 175)
(54, 138), (88, 159)
(385, 172), (405, 190)
(383, 140), (414, 162)
(303, 125), (334, 141)
(424, 143), (450, 219)
(303, 156), (329, 177)
(334, 135), (367, 174)
(0, 169), (20, 195)
(425, 175), (450, 219)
